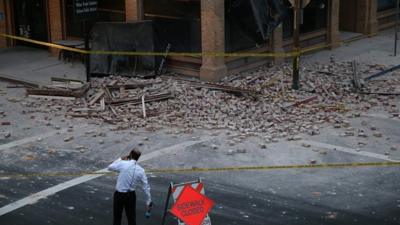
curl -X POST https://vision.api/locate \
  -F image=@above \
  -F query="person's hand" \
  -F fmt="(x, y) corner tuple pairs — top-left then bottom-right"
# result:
(146, 202), (153, 211)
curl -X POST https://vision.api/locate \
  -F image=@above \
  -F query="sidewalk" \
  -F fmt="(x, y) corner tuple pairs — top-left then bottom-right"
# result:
(303, 29), (400, 67)
(0, 46), (85, 85)
(0, 29), (398, 85)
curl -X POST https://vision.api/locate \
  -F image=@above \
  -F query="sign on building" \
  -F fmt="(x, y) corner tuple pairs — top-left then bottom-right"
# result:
(73, 0), (98, 20)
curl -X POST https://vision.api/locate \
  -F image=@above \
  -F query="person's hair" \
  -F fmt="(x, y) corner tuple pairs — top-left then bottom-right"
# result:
(129, 148), (141, 161)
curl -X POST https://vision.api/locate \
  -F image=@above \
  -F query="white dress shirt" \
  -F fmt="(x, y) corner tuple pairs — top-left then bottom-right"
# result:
(108, 158), (152, 205)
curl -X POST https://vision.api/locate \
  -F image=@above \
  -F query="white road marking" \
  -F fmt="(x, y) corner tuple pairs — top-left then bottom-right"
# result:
(300, 140), (400, 162)
(0, 137), (213, 216)
(0, 126), (88, 152)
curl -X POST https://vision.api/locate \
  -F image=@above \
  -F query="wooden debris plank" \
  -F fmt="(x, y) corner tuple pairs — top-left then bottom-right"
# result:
(291, 96), (318, 107)
(106, 82), (161, 90)
(364, 64), (400, 81)
(352, 61), (362, 90)
(100, 98), (106, 111)
(164, 76), (259, 95)
(108, 80), (118, 86)
(66, 113), (102, 118)
(186, 81), (259, 95)
(108, 105), (118, 117)
(51, 77), (84, 84)
(28, 95), (76, 101)
(88, 90), (105, 106)
(47, 82), (85, 90)
(71, 108), (102, 113)
(26, 83), (90, 98)
(283, 95), (318, 110)
(107, 92), (172, 106)
(102, 85), (113, 100)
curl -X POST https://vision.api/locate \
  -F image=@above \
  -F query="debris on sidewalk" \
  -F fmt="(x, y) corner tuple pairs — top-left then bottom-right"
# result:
(2, 60), (398, 140)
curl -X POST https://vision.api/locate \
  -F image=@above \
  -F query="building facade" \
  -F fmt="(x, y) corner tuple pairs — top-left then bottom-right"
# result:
(0, 0), (399, 81)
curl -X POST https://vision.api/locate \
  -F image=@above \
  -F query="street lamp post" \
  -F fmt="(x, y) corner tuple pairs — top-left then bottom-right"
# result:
(395, 0), (399, 56)
(292, 0), (302, 90)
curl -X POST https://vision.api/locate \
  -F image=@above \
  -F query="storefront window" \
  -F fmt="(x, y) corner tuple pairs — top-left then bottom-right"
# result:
(144, 0), (201, 53)
(65, 0), (125, 38)
(377, 0), (398, 12)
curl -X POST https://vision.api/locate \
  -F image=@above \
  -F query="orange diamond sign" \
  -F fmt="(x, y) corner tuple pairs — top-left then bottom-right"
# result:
(170, 185), (214, 225)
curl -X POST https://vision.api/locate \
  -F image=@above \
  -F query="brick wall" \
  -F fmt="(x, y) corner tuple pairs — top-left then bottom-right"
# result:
(0, 0), (7, 48)
(125, 0), (142, 22)
(48, 0), (63, 54)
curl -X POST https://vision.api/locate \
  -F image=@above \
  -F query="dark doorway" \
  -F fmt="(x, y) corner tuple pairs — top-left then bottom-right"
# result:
(339, 0), (357, 32)
(13, 0), (48, 45)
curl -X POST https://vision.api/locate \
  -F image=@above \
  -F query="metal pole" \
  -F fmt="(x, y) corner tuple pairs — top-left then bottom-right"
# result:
(84, 20), (91, 82)
(161, 183), (173, 225)
(292, 0), (301, 90)
(395, 0), (399, 56)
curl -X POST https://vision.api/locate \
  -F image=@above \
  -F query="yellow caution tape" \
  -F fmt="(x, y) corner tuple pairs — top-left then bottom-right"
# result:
(0, 34), (88, 54)
(1, 162), (399, 179)
(0, 33), (296, 58)
(0, 32), (378, 58)
(2, 32), (377, 59)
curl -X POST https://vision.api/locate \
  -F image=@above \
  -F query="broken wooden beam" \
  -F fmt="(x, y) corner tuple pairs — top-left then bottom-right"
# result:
(28, 95), (76, 101)
(102, 85), (113, 100)
(352, 61), (363, 90)
(282, 96), (318, 110)
(106, 82), (161, 91)
(51, 77), (84, 84)
(364, 64), (400, 81)
(163, 76), (259, 96)
(88, 90), (105, 106)
(107, 92), (173, 106)
(189, 82), (260, 96)
(26, 83), (90, 98)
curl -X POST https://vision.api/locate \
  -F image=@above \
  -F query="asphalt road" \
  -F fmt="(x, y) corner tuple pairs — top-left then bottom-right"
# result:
(0, 77), (399, 225)
(1, 166), (399, 225)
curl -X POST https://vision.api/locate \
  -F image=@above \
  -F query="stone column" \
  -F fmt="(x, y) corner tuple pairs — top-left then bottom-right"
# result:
(48, 0), (63, 55)
(366, 0), (378, 35)
(356, 0), (378, 35)
(0, 0), (7, 48)
(327, 0), (341, 49)
(125, 0), (143, 22)
(200, 0), (227, 81)
(271, 24), (284, 64)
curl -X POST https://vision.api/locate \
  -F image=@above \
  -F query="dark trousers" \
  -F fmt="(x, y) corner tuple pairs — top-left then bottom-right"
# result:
(113, 191), (136, 225)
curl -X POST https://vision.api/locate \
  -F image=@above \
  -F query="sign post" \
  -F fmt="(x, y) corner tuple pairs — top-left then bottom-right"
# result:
(73, 0), (98, 82)
(395, 0), (399, 56)
(289, 0), (311, 90)
(162, 179), (214, 225)
(292, 0), (302, 90)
